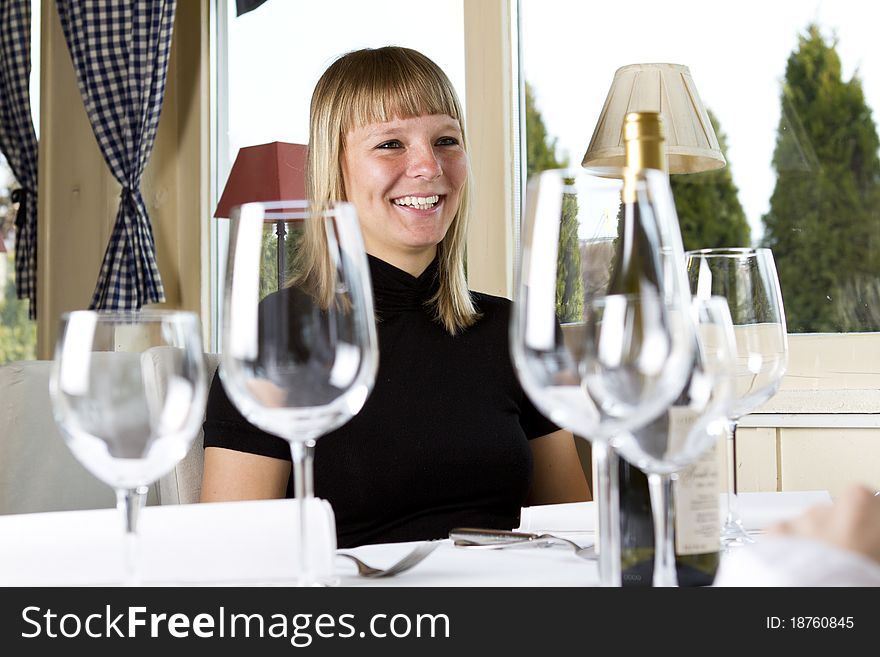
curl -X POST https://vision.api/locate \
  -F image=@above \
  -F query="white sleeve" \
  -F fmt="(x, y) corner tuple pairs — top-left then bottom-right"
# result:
(713, 536), (880, 587)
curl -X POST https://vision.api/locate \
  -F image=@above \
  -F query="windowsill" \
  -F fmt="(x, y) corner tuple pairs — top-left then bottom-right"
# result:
(739, 412), (880, 428)
(751, 388), (880, 415)
(743, 333), (880, 419)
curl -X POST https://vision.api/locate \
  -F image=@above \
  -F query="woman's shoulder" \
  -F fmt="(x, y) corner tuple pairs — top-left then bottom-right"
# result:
(469, 291), (512, 325)
(258, 283), (318, 314)
(470, 291), (512, 309)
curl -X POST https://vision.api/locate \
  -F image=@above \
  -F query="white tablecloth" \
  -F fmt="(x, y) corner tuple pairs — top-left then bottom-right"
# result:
(0, 491), (832, 586)
(516, 490), (833, 533)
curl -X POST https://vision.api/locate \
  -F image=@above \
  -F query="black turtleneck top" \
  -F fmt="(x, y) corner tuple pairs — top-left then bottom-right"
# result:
(203, 255), (557, 548)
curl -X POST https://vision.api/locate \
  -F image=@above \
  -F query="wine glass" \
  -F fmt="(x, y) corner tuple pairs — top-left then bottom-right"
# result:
(49, 310), (208, 585)
(611, 296), (737, 586)
(511, 167), (694, 586)
(685, 247), (789, 547)
(221, 200), (378, 586)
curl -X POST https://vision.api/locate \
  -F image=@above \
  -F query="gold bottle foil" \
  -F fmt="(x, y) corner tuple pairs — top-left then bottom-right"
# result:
(623, 111), (666, 201)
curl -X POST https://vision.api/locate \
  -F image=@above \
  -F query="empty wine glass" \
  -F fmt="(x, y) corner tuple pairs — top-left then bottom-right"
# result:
(612, 296), (737, 586)
(685, 247), (789, 548)
(49, 310), (208, 585)
(511, 167), (694, 586)
(221, 200), (378, 586)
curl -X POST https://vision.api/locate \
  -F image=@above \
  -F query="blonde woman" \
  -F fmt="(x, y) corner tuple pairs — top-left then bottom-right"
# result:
(201, 47), (589, 548)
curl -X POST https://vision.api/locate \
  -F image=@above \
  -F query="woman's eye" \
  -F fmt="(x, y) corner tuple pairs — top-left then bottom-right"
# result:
(436, 137), (460, 146)
(376, 140), (402, 149)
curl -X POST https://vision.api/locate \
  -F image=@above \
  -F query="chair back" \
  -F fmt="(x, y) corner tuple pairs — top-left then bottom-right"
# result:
(0, 353), (219, 514)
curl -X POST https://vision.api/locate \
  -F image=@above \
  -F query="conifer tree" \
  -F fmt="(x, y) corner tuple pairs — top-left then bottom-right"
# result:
(671, 110), (751, 252)
(762, 24), (880, 332)
(525, 82), (582, 322)
(525, 82), (566, 178)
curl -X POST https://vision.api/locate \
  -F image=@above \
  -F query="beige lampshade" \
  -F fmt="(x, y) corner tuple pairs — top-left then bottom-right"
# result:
(582, 63), (725, 174)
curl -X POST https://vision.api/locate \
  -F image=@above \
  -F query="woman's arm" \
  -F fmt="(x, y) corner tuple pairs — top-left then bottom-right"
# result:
(769, 485), (880, 563)
(714, 486), (880, 586)
(527, 429), (591, 505)
(200, 446), (291, 502)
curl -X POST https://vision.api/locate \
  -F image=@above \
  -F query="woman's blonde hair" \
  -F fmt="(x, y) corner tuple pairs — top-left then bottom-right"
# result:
(299, 46), (479, 335)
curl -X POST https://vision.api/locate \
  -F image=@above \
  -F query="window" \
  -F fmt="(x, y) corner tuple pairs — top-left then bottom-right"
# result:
(519, 0), (880, 335)
(210, 0), (466, 349)
(0, 0), (40, 365)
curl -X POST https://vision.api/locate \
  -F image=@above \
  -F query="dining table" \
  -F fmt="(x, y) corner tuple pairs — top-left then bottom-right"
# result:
(0, 490), (832, 587)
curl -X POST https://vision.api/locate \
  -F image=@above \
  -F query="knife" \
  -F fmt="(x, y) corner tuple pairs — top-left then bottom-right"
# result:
(449, 527), (597, 560)
(449, 527), (556, 547)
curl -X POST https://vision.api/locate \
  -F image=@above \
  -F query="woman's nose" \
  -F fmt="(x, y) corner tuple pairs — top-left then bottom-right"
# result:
(407, 144), (442, 179)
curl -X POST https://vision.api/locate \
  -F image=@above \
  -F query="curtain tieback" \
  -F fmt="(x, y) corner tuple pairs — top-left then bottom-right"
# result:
(11, 188), (30, 230)
(119, 186), (144, 198)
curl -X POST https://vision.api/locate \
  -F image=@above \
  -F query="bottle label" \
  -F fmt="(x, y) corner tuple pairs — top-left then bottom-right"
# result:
(671, 408), (721, 555)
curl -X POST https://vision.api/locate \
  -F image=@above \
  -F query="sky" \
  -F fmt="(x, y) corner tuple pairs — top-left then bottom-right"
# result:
(224, 0), (465, 180)
(520, 0), (880, 243)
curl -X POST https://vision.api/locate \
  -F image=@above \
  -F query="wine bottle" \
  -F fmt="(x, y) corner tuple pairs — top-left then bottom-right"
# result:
(610, 111), (721, 587)
(606, 112), (666, 297)
(671, 424), (721, 586)
(619, 404), (722, 587)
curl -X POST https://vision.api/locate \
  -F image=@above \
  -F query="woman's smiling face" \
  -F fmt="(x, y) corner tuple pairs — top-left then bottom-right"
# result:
(341, 113), (468, 274)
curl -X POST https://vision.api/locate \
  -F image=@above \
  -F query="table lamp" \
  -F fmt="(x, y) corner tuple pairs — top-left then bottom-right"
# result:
(214, 141), (308, 289)
(582, 63), (725, 173)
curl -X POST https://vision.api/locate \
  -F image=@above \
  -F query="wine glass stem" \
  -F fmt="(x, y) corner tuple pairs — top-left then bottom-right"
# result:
(647, 473), (677, 587)
(116, 486), (148, 586)
(304, 439), (316, 497)
(593, 442), (621, 587)
(290, 440), (316, 583)
(725, 421), (741, 525)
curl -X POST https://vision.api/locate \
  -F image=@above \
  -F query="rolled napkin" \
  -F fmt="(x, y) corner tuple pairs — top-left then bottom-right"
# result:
(714, 536), (880, 586)
(0, 497), (337, 586)
(517, 501), (595, 533)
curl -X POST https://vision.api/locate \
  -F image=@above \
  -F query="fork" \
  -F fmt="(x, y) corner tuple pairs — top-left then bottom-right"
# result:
(449, 528), (597, 560)
(337, 541), (440, 578)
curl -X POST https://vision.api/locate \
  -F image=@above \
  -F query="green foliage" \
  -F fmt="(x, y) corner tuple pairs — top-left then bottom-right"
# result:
(525, 82), (567, 178)
(258, 220), (306, 300)
(525, 82), (582, 321)
(0, 251), (37, 364)
(555, 183), (583, 322)
(0, 153), (36, 364)
(761, 24), (880, 332)
(259, 222), (282, 300)
(671, 110), (751, 251)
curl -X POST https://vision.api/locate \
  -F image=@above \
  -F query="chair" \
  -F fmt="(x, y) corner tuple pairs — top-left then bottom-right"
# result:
(0, 354), (219, 515)
(155, 353), (219, 504)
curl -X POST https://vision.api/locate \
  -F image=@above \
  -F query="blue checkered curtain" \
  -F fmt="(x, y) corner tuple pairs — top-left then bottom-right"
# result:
(56, 0), (177, 310)
(0, 0), (39, 319)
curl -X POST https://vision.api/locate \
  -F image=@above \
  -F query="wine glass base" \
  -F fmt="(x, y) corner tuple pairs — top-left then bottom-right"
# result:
(720, 521), (755, 549)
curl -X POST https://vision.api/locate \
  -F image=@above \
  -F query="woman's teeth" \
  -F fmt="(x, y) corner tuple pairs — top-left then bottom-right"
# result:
(393, 195), (440, 210)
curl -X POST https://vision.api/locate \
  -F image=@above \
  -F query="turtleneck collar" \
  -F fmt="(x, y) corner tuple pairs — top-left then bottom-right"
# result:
(368, 254), (440, 314)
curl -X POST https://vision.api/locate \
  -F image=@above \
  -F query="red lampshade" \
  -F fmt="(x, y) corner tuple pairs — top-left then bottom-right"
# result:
(214, 141), (308, 218)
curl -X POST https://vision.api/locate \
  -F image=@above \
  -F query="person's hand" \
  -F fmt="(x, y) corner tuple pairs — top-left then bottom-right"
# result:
(768, 485), (880, 564)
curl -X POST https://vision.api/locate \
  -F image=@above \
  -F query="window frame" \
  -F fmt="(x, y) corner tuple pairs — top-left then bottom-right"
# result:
(208, 0), (876, 417)
(504, 0), (878, 418)
(208, 0), (485, 350)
